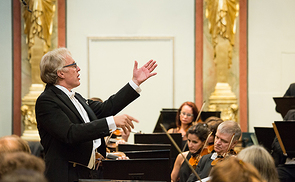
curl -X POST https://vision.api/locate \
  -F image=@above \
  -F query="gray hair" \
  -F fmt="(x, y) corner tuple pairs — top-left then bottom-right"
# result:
(237, 145), (279, 182)
(40, 47), (71, 84)
(217, 120), (241, 142)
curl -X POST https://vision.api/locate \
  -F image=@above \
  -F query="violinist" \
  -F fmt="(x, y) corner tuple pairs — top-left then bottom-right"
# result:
(186, 120), (241, 182)
(204, 116), (224, 153)
(168, 102), (199, 151)
(209, 157), (266, 182)
(171, 123), (210, 182)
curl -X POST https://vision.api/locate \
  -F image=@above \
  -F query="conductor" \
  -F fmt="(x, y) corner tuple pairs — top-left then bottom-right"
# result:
(35, 47), (157, 182)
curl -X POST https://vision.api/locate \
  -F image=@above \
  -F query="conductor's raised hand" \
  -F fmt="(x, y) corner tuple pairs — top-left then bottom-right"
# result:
(132, 60), (157, 86)
(113, 114), (139, 134)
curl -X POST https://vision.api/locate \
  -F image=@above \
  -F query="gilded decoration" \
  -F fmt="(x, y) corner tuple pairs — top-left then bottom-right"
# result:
(23, 0), (56, 59)
(205, 0), (239, 122)
(21, 0), (56, 141)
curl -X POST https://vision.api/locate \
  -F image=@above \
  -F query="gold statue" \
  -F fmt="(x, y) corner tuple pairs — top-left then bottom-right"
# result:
(206, 0), (239, 122)
(21, 0), (56, 141)
(206, 0), (239, 82)
(23, 0), (56, 59)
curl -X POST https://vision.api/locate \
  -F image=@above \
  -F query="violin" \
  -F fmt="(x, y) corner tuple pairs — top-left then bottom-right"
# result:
(106, 128), (140, 151)
(207, 144), (214, 153)
(211, 149), (237, 166)
(105, 129), (124, 151)
(160, 123), (203, 182)
(113, 129), (122, 136)
(106, 137), (125, 151)
(189, 147), (210, 169)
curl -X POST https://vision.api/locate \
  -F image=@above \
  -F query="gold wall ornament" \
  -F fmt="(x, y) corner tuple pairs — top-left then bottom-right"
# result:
(208, 83), (238, 121)
(23, 0), (56, 59)
(21, 37), (45, 141)
(21, 104), (40, 141)
(21, 0), (56, 141)
(205, 0), (239, 70)
(205, 0), (239, 122)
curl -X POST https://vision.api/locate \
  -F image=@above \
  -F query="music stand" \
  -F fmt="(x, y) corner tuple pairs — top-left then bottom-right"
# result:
(79, 180), (164, 182)
(273, 121), (295, 158)
(153, 108), (178, 132)
(123, 149), (170, 159)
(254, 127), (275, 153)
(273, 97), (295, 118)
(241, 132), (254, 148)
(134, 133), (182, 167)
(101, 158), (170, 182)
(118, 143), (171, 152)
(200, 111), (221, 122)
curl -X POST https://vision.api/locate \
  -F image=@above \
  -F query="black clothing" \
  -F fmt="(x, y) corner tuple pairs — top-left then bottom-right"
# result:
(186, 153), (214, 182)
(284, 83), (295, 97)
(179, 152), (192, 182)
(277, 164), (295, 182)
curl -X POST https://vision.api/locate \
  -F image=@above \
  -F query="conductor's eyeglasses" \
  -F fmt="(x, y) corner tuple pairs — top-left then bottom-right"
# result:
(63, 62), (77, 69)
(180, 112), (193, 117)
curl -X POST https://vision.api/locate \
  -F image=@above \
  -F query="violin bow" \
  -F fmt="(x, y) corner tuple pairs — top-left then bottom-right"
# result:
(182, 101), (206, 152)
(160, 123), (202, 182)
(272, 123), (287, 156)
(105, 131), (114, 145)
(195, 101), (206, 123)
(198, 131), (213, 157)
(223, 133), (235, 157)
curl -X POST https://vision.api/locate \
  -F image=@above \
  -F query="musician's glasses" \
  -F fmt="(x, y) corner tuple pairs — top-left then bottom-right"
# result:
(180, 112), (194, 117)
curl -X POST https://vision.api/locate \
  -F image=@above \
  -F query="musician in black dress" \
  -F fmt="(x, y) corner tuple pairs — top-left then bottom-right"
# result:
(171, 123), (210, 182)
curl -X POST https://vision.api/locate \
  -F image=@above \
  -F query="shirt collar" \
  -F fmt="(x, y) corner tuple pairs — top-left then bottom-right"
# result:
(211, 152), (218, 160)
(54, 85), (75, 99)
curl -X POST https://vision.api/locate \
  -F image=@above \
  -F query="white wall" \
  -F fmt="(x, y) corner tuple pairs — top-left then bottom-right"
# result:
(67, 0), (195, 141)
(67, 0), (295, 138)
(248, 0), (295, 131)
(0, 0), (12, 136)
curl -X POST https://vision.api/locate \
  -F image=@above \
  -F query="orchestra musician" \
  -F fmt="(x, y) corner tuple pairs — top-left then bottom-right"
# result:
(168, 102), (199, 151)
(204, 116), (224, 153)
(237, 145), (279, 182)
(171, 123), (210, 182)
(35, 47), (157, 182)
(209, 157), (266, 182)
(186, 120), (241, 182)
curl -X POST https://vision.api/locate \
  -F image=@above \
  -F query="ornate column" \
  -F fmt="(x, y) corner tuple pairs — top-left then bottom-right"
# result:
(205, 0), (239, 122)
(21, 0), (56, 141)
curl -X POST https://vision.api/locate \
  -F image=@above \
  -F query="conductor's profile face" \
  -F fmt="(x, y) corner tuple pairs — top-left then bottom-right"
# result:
(58, 55), (81, 91)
